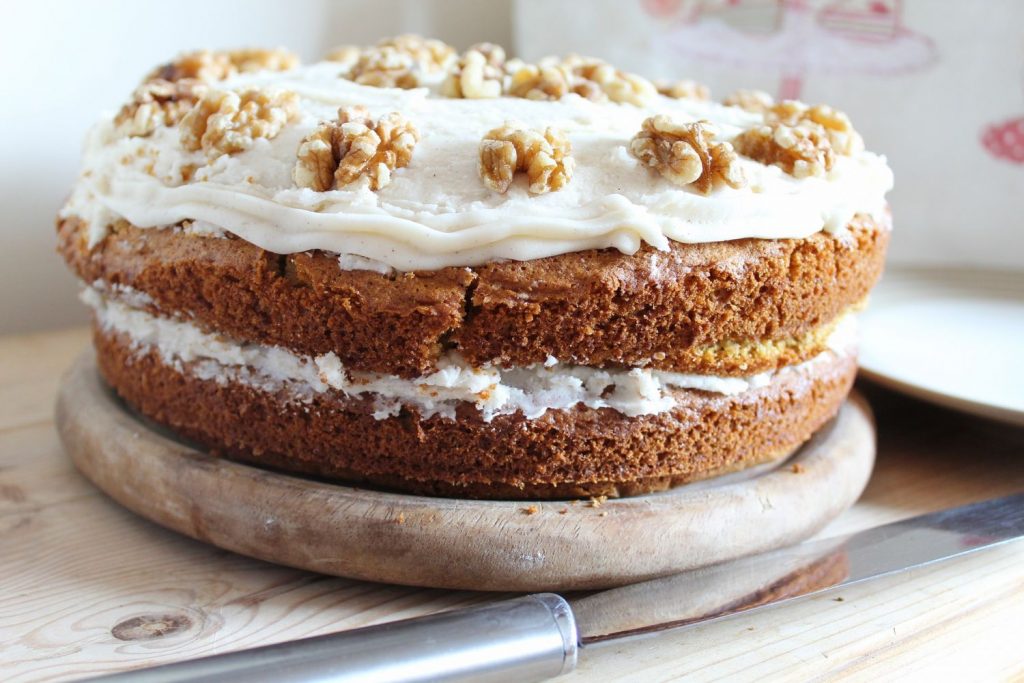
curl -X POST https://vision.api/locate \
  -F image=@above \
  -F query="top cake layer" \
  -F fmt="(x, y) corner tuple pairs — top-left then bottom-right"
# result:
(64, 39), (893, 271)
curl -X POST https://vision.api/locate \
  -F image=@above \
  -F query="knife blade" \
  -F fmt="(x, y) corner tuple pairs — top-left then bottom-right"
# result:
(84, 493), (1024, 683)
(572, 491), (1024, 643)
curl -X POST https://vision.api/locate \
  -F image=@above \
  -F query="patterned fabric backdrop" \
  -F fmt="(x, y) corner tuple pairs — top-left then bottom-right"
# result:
(514, 0), (1024, 268)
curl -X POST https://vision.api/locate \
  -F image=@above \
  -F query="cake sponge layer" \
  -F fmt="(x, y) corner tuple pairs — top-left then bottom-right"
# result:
(60, 212), (887, 378)
(94, 324), (856, 500)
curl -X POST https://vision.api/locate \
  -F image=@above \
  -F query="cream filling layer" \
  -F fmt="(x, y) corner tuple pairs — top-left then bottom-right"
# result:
(84, 287), (856, 421)
(64, 62), (893, 271)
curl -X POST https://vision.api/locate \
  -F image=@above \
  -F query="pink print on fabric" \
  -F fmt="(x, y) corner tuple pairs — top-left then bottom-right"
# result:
(982, 61), (1024, 165)
(645, 0), (937, 100)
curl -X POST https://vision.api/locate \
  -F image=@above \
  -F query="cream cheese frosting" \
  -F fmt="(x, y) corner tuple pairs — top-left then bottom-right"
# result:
(83, 286), (857, 422)
(64, 61), (893, 271)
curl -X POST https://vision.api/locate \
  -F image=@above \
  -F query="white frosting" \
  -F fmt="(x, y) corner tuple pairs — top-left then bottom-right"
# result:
(337, 253), (396, 275)
(83, 287), (855, 421)
(64, 61), (893, 270)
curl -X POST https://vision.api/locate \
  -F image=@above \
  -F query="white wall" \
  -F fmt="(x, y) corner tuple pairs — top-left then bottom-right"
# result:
(0, 0), (512, 334)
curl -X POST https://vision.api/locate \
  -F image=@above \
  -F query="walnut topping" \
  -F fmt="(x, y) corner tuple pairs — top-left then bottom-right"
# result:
(465, 42), (507, 67)
(765, 101), (864, 156)
(180, 88), (300, 158)
(566, 56), (657, 105)
(348, 46), (419, 88)
(440, 44), (506, 99)
(147, 51), (231, 83)
(732, 100), (862, 178)
(293, 107), (419, 191)
(629, 116), (745, 194)
(324, 45), (361, 68)
(729, 99), (863, 178)
(732, 121), (835, 179)
(723, 89), (775, 113)
(227, 48), (300, 74)
(479, 124), (574, 194)
(115, 79), (208, 137)
(507, 64), (572, 100)
(506, 55), (656, 105)
(343, 35), (456, 89)
(654, 79), (711, 100)
(378, 34), (456, 73)
(146, 48), (299, 83)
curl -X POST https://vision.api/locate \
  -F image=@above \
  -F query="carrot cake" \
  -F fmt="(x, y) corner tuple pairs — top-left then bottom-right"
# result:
(58, 36), (892, 499)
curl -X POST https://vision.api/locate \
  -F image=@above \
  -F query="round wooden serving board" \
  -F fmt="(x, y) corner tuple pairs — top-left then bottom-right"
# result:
(56, 352), (875, 592)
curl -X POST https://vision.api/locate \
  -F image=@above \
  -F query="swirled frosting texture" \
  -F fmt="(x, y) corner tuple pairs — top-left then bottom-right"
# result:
(65, 62), (893, 270)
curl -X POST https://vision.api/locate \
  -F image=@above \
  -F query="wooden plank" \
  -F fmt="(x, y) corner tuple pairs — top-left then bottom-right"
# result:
(0, 491), (495, 682)
(0, 327), (89, 385)
(0, 327), (89, 432)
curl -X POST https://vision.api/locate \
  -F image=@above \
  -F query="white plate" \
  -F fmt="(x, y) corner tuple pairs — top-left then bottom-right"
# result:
(859, 267), (1024, 426)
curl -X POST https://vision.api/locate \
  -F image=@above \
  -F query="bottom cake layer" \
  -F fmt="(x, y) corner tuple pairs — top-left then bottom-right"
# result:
(93, 319), (858, 499)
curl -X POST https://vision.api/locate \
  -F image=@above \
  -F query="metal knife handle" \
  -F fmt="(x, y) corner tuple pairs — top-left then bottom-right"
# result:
(86, 593), (578, 683)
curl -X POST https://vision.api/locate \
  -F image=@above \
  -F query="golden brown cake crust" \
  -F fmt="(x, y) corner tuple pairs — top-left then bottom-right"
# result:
(60, 213), (887, 378)
(93, 325), (857, 500)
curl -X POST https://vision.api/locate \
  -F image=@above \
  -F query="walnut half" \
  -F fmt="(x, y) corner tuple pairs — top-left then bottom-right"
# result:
(765, 101), (864, 156)
(145, 48), (299, 84)
(731, 101), (861, 178)
(654, 79), (711, 101)
(507, 63), (574, 100)
(441, 44), (506, 99)
(180, 88), (300, 158)
(567, 56), (657, 105)
(348, 46), (419, 89)
(732, 122), (835, 179)
(629, 117), (745, 194)
(340, 35), (457, 90)
(506, 55), (657, 105)
(378, 34), (456, 73)
(722, 89), (775, 113)
(293, 107), (419, 191)
(115, 79), (208, 137)
(479, 124), (574, 194)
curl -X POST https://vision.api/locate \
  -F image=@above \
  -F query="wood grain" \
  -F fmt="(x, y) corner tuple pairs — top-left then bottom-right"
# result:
(1, 328), (1023, 681)
(55, 352), (873, 592)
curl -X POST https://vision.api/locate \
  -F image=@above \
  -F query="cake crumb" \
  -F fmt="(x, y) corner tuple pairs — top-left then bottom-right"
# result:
(587, 495), (608, 508)
(559, 507), (569, 515)
(791, 462), (806, 474)
(395, 512), (405, 524)
(599, 511), (608, 517)
(522, 505), (539, 515)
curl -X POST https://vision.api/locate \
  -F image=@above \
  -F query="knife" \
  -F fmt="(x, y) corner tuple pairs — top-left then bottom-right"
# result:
(86, 493), (1024, 683)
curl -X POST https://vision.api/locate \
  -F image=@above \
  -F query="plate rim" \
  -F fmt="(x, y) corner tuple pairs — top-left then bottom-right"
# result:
(859, 265), (1024, 427)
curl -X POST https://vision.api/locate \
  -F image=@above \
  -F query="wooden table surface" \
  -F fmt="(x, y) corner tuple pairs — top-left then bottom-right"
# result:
(2, 327), (1023, 682)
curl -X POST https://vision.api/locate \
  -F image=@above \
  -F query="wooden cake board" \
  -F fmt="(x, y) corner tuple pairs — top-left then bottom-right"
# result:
(56, 352), (875, 592)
